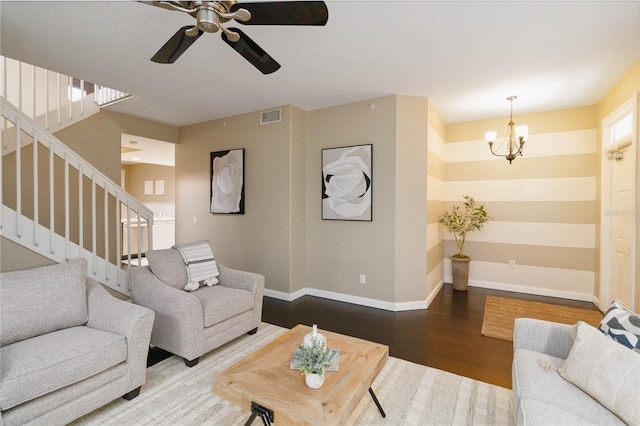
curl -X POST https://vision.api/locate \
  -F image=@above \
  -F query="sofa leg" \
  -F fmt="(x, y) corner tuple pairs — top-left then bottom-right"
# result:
(122, 386), (141, 401)
(184, 357), (200, 367)
(248, 327), (258, 335)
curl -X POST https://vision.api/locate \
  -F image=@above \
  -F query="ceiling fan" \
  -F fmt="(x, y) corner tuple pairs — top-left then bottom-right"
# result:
(147, 1), (328, 74)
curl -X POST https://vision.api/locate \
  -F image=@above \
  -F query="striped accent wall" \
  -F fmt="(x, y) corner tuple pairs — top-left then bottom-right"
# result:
(426, 104), (446, 303)
(442, 107), (598, 301)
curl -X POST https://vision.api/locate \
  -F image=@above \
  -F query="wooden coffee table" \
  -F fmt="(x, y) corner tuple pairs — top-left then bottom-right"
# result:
(212, 324), (389, 425)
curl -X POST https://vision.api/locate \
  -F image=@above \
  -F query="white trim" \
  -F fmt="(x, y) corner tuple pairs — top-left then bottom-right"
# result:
(263, 287), (431, 312)
(467, 279), (594, 302)
(425, 280), (444, 307)
(600, 92), (639, 311)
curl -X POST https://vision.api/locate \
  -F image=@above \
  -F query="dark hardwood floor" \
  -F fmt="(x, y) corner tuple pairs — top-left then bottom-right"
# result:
(262, 284), (600, 389)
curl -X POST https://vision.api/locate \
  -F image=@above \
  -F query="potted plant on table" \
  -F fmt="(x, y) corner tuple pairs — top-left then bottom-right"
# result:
(295, 337), (334, 389)
(438, 195), (491, 291)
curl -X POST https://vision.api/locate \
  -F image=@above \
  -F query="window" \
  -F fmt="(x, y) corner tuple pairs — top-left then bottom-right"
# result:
(609, 112), (633, 144)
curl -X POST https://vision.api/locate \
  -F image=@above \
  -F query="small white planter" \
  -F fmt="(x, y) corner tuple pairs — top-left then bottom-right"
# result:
(305, 373), (325, 389)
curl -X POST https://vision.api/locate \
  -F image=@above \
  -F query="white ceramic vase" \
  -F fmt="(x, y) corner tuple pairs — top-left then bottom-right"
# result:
(305, 372), (325, 389)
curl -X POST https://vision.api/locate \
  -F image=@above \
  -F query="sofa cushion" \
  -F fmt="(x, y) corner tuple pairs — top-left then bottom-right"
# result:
(0, 326), (127, 410)
(518, 398), (603, 426)
(559, 321), (640, 426)
(0, 259), (88, 346)
(191, 285), (255, 328)
(599, 301), (640, 352)
(512, 348), (624, 425)
(146, 248), (188, 290)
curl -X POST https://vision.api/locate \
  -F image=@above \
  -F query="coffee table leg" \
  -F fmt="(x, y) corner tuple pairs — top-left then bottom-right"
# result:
(368, 387), (386, 418)
(245, 402), (274, 426)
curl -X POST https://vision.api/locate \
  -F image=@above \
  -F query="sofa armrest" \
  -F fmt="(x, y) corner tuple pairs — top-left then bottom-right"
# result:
(86, 279), (155, 390)
(513, 318), (575, 359)
(129, 266), (205, 360)
(218, 263), (265, 294)
(217, 263), (264, 328)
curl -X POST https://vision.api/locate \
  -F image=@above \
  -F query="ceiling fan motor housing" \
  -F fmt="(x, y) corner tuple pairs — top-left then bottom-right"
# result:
(196, 7), (219, 32)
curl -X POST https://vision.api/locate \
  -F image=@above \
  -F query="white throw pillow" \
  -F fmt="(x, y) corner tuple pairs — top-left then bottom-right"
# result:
(559, 321), (640, 425)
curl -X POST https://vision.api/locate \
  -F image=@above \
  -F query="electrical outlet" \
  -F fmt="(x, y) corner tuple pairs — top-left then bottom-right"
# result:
(193, 216), (198, 224)
(509, 260), (516, 269)
(359, 274), (366, 285)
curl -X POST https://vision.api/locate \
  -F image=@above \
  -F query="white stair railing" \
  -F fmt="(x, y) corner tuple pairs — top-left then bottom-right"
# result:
(0, 56), (130, 136)
(95, 86), (132, 107)
(1, 97), (152, 295)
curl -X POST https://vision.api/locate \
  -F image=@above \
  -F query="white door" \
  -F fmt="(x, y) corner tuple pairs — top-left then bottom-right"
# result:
(609, 145), (634, 307)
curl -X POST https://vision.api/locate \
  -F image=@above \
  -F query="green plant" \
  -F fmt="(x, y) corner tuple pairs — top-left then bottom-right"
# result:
(438, 195), (491, 258)
(295, 337), (333, 375)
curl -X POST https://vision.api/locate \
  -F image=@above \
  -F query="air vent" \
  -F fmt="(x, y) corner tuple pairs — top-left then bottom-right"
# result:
(260, 108), (281, 125)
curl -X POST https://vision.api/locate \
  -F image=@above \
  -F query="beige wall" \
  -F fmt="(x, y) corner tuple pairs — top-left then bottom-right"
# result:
(122, 163), (175, 203)
(426, 99), (446, 304)
(444, 107), (598, 300)
(394, 96), (428, 304)
(55, 110), (179, 184)
(176, 106), (295, 293)
(305, 96), (398, 304)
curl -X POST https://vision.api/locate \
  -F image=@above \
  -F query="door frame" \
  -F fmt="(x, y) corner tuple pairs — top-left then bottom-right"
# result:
(599, 93), (639, 311)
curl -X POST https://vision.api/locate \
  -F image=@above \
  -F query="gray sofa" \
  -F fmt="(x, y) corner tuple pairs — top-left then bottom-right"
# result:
(512, 318), (626, 425)
(129, 247), (264, 367)
(0, 259), (155, 426)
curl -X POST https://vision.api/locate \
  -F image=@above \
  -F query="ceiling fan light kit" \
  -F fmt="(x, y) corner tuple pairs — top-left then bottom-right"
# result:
(148, 1), (328, 74)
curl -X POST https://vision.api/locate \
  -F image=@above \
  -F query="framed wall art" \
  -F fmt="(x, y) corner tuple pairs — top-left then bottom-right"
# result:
(322, 144), (372, 221)
(210, 148), (244, 214)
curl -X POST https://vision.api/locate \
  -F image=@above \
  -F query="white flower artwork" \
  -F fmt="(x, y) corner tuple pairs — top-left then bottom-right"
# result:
(322, 144), (372, 221)
(210, 149), (244, 214)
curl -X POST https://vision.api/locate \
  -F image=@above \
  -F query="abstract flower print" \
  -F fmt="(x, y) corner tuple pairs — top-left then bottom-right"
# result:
(210, 149), (244, 213)
(322, 145), (372, 220)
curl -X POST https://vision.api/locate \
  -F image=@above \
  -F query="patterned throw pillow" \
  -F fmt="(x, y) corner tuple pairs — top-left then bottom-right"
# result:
(598, 301), (640, 353)
(559, 321), (640, 426)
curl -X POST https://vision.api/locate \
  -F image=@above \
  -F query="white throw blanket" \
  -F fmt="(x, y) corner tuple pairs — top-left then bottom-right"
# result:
(173, 241), (219, 291)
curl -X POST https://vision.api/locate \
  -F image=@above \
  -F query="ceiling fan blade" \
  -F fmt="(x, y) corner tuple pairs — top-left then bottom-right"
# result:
(231, 1), (328, 26)
(221, 28), (281, 74)
(151, 26), (203, 64)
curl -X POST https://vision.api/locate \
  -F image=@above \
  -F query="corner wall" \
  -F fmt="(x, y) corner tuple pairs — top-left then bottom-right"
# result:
(175, 106), (295, 294)
(426, 100), (446, 304)
(304, 96), (398, 306)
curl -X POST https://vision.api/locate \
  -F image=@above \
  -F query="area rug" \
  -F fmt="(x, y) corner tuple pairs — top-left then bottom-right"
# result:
(481, 295), (603, 342)
(73, 323), (513, 425)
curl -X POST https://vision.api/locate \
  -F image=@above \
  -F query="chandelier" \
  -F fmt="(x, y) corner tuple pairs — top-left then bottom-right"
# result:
(484, 96), (528, 164)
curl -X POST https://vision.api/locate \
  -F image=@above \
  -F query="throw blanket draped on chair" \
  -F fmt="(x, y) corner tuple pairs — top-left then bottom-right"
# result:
(173, 241), (220, 291)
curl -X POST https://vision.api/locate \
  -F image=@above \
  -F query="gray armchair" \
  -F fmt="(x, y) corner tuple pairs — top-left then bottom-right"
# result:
(0, 259), (155, 425)
(129, 247), (264, 367)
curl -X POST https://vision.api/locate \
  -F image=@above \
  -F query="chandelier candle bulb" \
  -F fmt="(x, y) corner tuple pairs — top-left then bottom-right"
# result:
(484, 131), (497, 143)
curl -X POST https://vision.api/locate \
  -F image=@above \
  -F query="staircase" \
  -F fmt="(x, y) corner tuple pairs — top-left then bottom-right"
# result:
(1, 57), (151, 296)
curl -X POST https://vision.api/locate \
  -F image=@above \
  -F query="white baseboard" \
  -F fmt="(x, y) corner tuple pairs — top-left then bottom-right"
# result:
(467, 279), (594, 302)
(263, 287), (430, 312)
(264, 277), (594, 313)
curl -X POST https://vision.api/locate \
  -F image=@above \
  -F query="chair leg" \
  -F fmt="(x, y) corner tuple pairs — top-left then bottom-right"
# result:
(122, 386), (141, 401)
(184, 357), (200, 367)
(247, 327), (258, 335)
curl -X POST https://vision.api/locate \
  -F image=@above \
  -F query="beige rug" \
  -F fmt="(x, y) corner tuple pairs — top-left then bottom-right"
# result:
(481, 295), (603, 342)
(74, 323), (513, 425)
